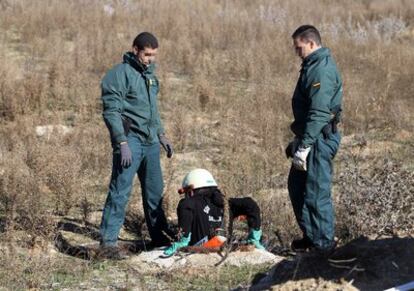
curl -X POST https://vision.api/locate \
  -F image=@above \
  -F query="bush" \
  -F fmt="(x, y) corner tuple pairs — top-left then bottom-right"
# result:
(336, 157), (414, 240)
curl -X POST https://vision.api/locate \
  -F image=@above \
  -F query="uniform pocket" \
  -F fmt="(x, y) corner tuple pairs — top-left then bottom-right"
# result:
(319, 133), (341, 159)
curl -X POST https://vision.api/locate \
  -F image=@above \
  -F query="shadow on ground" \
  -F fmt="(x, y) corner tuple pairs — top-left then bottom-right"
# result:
(249, 236), (414, 291)
(54, 216), (151, 260)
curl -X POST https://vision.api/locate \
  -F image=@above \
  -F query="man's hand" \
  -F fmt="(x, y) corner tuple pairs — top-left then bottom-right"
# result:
(285, 138), (300, 159)
(292, 146), (311, 171)
(159, 134), (173, 158)
(120, 142), (132, 168)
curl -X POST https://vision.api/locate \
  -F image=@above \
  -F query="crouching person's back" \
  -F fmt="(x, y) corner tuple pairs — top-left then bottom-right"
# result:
(163, 169), (265, 257)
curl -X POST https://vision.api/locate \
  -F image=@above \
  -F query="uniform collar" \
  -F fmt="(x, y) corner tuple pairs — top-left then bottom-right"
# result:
(123, 52), (155, 75)
(302, 47), (330, 67)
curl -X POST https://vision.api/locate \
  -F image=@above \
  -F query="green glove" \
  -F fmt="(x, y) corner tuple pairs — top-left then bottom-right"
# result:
(247, 229), (265, 250)
(163, 233), (191, 257)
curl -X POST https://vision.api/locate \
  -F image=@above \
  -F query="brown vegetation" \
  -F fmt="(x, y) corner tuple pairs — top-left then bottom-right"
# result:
(0, 0), (413, 289)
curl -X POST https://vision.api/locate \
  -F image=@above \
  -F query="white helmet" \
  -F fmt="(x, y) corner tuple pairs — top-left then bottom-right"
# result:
(181, 169), (218, 190)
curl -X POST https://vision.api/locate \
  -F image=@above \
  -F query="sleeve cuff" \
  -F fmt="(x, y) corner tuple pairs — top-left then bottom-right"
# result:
(114, 132), (127, 144)
(300, 138), (313, 148)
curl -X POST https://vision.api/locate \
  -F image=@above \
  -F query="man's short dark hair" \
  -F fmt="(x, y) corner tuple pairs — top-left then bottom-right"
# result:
(133, 32), (159, 50)
(292, 25), (322, 45)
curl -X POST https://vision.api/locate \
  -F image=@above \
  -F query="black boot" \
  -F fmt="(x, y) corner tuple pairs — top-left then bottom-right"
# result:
(149, 224), (178, 249)
(310, 241), (337, 258)
(291, 237), (314, 252)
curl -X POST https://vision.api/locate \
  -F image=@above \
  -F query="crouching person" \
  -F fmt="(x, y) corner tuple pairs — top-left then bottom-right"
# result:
(163, 169), (265, 257)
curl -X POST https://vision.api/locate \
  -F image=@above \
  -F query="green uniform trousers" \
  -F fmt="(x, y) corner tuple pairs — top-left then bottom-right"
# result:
(288, 132), (341, 249)
(100, 132), (169, 246)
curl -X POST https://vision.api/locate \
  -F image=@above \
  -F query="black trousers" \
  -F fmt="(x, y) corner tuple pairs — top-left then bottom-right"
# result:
(229, 197), (261, 229)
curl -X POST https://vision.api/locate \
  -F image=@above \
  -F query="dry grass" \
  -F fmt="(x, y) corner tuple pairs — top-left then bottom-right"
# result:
(0, 0), (413, 289)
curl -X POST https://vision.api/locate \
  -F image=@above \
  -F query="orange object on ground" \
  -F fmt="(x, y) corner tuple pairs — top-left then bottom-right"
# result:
(202, 235), (227, 248)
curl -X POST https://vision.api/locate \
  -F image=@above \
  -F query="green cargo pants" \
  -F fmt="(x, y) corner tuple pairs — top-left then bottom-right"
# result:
(288, 132), (341, 249)
(100, 132), (170, 247)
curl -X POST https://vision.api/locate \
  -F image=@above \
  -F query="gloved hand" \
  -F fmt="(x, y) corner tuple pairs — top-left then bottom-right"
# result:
(158, 134), (173, 158)
(285, 137), (300, 159)
(247, 229), (265, 250)
(162, 233), (191, 257)
(292, 145), (311, 171)
(120, 142), (132, 168)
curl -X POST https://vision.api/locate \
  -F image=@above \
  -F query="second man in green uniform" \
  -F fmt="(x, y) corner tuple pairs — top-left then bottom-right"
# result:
(286, 25), (343, 254)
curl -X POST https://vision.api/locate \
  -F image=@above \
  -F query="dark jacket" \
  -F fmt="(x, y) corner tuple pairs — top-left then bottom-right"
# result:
(101, 52), (164, 146)
(291, 47), (343, 147)
(177, 188), (224, 245)
(177, 187), (261, 245)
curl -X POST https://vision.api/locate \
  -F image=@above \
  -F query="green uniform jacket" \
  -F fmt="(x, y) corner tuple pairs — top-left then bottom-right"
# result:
(291, 47), (343, 147)
(101, 52), (164, 146)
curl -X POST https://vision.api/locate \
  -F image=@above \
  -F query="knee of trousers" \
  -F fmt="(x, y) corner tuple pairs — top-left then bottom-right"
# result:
(144, 187), (164, 206)
(106, 191), (131, 209)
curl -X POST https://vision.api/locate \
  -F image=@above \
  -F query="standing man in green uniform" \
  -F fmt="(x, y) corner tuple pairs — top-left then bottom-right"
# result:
(99, 32), (174, 259)
(286, 25), (343, 254)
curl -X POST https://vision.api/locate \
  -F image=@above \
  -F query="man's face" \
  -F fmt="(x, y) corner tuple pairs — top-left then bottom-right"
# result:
(133, 46), (158, 66)
(293, 38), (316, 59)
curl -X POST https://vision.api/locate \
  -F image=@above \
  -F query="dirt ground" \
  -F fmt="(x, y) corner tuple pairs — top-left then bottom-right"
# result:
(51, 216), (414, 290)
(249, 236), (414, 290)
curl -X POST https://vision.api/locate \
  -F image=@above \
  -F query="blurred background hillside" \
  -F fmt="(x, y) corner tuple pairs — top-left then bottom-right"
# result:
(0, 0), (413, 289)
